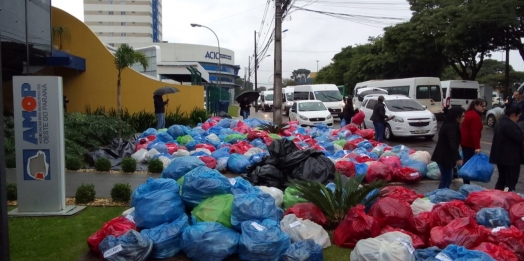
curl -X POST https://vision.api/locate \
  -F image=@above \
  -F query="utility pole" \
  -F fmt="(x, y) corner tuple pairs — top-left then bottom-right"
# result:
(316, 60), (319, 72)
(243, 67), (247, 90)
(254, 31), (259, 112)
(273, 0), (284, 124)
(505, 44), (510, 95)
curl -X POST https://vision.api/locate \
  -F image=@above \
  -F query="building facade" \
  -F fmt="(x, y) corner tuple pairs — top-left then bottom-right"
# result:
(83, 0), (162, 46)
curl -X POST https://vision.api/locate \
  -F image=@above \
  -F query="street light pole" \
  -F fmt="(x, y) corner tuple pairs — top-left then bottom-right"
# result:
(254, 30), (259, 112)
(316, 60), (319, 72)
(191, 23), (222, 105)
(273, 0), (284, 124)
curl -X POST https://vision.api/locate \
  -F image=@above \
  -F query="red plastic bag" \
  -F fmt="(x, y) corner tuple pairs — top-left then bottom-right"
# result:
(146, 135), (157, 142)
(429, 200), (477, 227)
(135, 141), (151, 152)
(429, 217), (484, 249)
(202, 121), (214, 130)
(343, 138), (364, 151)
(247, 130), (268, 141)
(355, 155), (375, 163)
(510, 202), (524, 224)
(412, 212), (432, 242)
(368, 197), (414, 231)
(195, 144), (216, 153)
(333, 205), (381, 248)
(335, 161), (356, 177)
(381, 186), (422, 204)
(229, 141), (252, 154)
(310, 143), (327, 151)
(380, 226), (426, 249)
(392, 167), (422, 183)
(342, 123), (359, 133)
(473, 242), (518, 261)
(356, 129), (375, 140)
(379, 156), (401, 169)
(287, 120), (299, 125)
(165, 142), (179, 154)
(233, 124), (251, 134)
(198, 156), (217, 169)
(283, 202), (328, 226)
(279, 129), (293, 137)
(352, 111), (365, 125)
(466, 189), (524, 212)
(481, 226), (524, 260)
(366, 162), (393, 183)
(87, 216), (136, 257)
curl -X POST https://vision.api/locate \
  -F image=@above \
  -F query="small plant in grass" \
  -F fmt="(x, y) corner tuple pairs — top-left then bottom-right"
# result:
(5, 154), (16, 168)
(95, 157), (112, 171)
(75, 183), (96, 204)
(66, 157), (83, 171)
(289, 172), (386, 229)
(7, 183), (17, 201)
(111, 183), (132, 203)
(259, 123), (289, 134)
(121, 157), (137, 173)
(148, 158), (164, 173)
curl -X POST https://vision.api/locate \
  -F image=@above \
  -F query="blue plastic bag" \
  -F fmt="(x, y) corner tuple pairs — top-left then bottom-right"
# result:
(185, 141), (198, 151)
(340, 118), (347, 127)
(358, 140), (373, 151)
(414, 247), (442, 261)
(355, 163), (368, 177)
(133, 186), (185, 229)
(391, 144), (411, 155)
(217, 119), (232, 128)
(249, 153), (265, 165)
(426, 162), (441, 180)
(180, 222), (240, 261)
(476, 207), (511, 228)
(156, 132), (175, 143)
(152, 153), (173, 161)
(425, 188), (466, 203)
(139, 128), (157, 138)
(459, 184), (485, 197)
(230, 177), (261, 195)
(140, 214), (189, 259)
(181, 166), (232, 207)
(161, 156), (206, 180)
(99, 230), (153, 261)
(401, 158), (428, 177)
(227, 154), (251, 174)
(167, 125), (188, 139)
(216, 157), (229, 171)
(282, 239), (323, 261)
(131, 178), (179, 207)
(148, 142), (169, 154)
(238, 219), (291, 261)
(458, 153), (494, 182)
(318, 141), (335, 154)
(347, 134), (361, 141)
(362, 188), (380, 212)
(437, 244), (495, 261)
(211, 147), (230, 159)
(231, 192), (279, 229)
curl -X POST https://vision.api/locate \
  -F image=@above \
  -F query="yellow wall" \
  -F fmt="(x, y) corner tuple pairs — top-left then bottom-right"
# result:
(51, 7), (204, 114)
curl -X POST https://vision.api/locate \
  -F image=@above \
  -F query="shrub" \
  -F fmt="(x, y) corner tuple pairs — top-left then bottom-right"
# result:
(121, 157), (137, 173)
(110, 183), (132, 203)
(66, 157), (83, 171)
(5, 154), (16, 169)
(7, 183), (17, 201)
(95, 157), (112, 171)
(189, 107), (210, 126)
(148, 158), (164, 173)
(165, 105), (192, 127)
(260, 123), (290, 134)
(75, 183), (96, 204)
(126, 110), (156, 133)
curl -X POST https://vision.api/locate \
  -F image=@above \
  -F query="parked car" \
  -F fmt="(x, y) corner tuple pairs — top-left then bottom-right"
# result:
(360, 94), (438, 140)
(289, 100), (334, 127)
(486, 105), (505, 127)
(492, 91), (503, 107)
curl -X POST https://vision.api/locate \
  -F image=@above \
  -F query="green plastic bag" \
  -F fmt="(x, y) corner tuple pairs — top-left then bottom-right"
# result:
(268, 133), (282, 140)
(380, 151), (398, 158)
(283, 187), (308, 210)
(157, 128), (168, 133)
(177, 176), (184, 195)
(191, 194), (234, 228)
(176, 135), (193, 145)
(333, 140), (347, 148)
(225, 134), (245, 142)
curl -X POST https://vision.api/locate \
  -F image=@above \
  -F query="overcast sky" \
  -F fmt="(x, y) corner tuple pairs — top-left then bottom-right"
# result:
(52, 0), (523, 87)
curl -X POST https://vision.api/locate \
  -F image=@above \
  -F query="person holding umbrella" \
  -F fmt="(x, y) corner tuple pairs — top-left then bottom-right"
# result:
(236, 91), (259, 120)
(240, 96), (251, 119)
(153, 95), (169, 129)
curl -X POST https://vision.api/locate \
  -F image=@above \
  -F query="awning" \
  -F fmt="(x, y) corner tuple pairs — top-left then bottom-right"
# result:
(46, 50), (86, 72)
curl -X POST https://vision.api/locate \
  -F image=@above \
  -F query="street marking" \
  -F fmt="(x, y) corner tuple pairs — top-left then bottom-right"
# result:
(481, 141), (492, 145)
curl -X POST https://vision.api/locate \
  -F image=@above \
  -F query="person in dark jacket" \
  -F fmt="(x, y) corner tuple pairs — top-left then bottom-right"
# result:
(342, 98), (356, 125)
(489, 106), (524, 191)
(460, 99), (486, 185)
(431, 107), (465, 189)
(153, 95), (169, 129)
(63, 95), (69, 112)
(369, 96), (392, 142)
(239, 96), (251, 119)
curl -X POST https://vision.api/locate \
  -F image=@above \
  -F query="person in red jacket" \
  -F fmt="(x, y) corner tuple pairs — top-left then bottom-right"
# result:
(460, 99), (487, 184)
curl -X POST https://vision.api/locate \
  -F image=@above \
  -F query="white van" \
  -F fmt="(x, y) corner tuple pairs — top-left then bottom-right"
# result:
(353, 87), (389, 109)
(353, 77), (443, 115)
(260, 91), (274, 112)
(441, 80), (479, 111)
(293, 84), (345, 118)
(282, 87), (294, 116)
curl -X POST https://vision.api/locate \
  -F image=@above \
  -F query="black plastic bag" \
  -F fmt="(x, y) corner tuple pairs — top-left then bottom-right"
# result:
(246, 163), (286, 189)
(111, 138), (135, 158)
(85, 148), (121, 167)
(268, 139), (299, 159)
(289, 151), (335, 184)
(279, 149), (316, 170)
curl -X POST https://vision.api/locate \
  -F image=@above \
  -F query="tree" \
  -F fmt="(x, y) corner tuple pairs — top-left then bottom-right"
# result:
(52, 25), (70, 50)
(291, 69), (311, 84)
(235, 78), (254, 91)
(114, 44), (148, 136)
(283, 78), (297, 87)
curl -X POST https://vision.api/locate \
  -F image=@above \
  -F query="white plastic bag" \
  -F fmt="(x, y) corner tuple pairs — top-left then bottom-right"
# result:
(121, 207), (135, 223)
(131, 149), (148, 163)
(244, 148), (265, 158)
(350, 231), (415, 261)
(190, 148), (211, 155)
(145, 148), (160, 161)
(280, 214), (331, 248)
(409, 151), (431, 165)
(333, 144), (343, 153)
(206, 133), (220, 143)
(257, 186), (284, 208)
(172, 149), (190, 157)
(158, 156), (172, 169)
(426, 162), (441, 180)
(216, 157), (228, 171)
(411, 198), (435, 215)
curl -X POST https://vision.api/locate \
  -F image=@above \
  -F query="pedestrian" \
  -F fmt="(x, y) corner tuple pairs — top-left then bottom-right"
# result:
(489, 106), (524, 192)
(431, 107), (465, 189)
(342, 98), (356, 126)
(239, 96), (251, 120)
(153, 94), (169, 129)
(460, 99), (486, 185)
(63, 95), (69, 112)
(370, 95), (393, 142)
(511, 91), (524, 135)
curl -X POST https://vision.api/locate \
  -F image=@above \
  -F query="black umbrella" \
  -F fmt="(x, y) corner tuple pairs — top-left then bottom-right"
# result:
(153, 86), (180, 96)
(236, 91), (260, 103)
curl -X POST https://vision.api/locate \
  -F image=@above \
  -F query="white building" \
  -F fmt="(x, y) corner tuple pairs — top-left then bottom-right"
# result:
(83, 0), (162, 46)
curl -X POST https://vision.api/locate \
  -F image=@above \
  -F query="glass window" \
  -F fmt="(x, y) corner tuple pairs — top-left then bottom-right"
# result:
(285, 93), (294, 101)
(309, 92), (315, 100)
(451, 88), (478, 99)
(430, 85), (442, 101)
(121, 22), (126, 26)
(121, 11), (126, 15)
(442, 88), (447, 98)
(366, 99), (377, 109)
(265, 94), (274, 101)
(416, 85), (442, 101)
(109, 11), (114, 15)
(386, 99), (425, 112)
(314, 90), (343, 102)
(387, 86), (410, 96)
(292, 103), (297, 110)
(294, 92), (309, 101)
(298, 102), (327, 111)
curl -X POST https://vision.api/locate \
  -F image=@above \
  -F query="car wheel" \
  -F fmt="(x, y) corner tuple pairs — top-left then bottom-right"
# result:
(487, 115), (496, 127)
(384, 124), (394, 141)
(425, 135), (434, 141)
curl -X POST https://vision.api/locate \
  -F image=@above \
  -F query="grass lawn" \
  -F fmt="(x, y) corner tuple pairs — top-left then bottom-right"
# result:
(6, 206), (351, 261)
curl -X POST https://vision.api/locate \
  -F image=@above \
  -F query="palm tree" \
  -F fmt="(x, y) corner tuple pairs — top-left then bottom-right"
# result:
(52, 25), (71, 50)
(114, 44), (149, 136)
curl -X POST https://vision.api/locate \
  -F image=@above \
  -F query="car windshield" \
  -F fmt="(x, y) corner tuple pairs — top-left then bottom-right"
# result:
(265, 94), (274, 101)
(285, 93), (294, 101)
(314, 90), (343, 102)
(386, 99), (425, 112)
(299, 102), (326, 111)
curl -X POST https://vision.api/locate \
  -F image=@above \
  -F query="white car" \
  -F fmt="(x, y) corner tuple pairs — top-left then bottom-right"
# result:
(360, 95), (438, 140)
(289, 100), (334, 127)
(486, 105), (505, 127)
